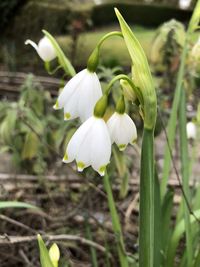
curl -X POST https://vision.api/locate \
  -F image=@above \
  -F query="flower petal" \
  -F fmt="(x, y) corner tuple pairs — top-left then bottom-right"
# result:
(107, 112), (137, 150)
(63, 117), (94, 163)
(37, 37), (56, 61)
(25, 40), (38, 52)
(78, 71), (102, 122)
(90, 118), (111, 176)
(57, 69), (87, 109)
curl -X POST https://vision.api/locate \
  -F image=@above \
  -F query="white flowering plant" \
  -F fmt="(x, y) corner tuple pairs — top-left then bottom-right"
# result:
(26, 7), (157, 267)
(25, 2), (200, 267)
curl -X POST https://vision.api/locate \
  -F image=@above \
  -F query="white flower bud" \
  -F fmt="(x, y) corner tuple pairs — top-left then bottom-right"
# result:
(25, 36), (56, 62)
(186, 121), (197, 140)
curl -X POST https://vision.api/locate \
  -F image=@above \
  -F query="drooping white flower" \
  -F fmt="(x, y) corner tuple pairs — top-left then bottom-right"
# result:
(186, 121), (197, 140)
(179, 0), (192, 9)
(63, 116), (111, 176)
(107, 112), (137, 151)
(54, 69), (102, 122)
(25, 36), (56, 62)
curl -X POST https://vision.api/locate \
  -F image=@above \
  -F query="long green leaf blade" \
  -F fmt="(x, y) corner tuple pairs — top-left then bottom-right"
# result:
(0, 201), (37, 209)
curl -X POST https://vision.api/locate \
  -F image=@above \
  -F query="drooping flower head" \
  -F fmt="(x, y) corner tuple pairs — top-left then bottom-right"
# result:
(107, 96), (137, 151)
(54, 69), (102, 122)
(186, 121), (197, 140)
(25, 36), (56, 62)
(63, 95), (111, 176)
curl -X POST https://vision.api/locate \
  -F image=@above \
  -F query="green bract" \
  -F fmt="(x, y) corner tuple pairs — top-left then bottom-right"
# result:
(115, 8), (157, 130)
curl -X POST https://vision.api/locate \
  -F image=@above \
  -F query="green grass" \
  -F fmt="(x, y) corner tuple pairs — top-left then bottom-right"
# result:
(57, 25), (156, 67)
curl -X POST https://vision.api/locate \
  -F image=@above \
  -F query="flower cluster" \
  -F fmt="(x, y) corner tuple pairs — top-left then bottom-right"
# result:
(57, 69), (137, 176)
(26, 34), (138, 176)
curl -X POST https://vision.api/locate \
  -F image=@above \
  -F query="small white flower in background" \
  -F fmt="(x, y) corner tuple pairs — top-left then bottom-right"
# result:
(54, 69), (102, 122)
(107, 112), (137, 151)
(25, 36), (56, 62)
(63, 116), (111, 176)
(179, 0), (192, 9)
(186, 121), (197, 140)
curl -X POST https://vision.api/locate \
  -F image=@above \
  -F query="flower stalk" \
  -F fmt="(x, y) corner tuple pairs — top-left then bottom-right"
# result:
(103, 172), (129, 267)
(115, 9), (157, 267)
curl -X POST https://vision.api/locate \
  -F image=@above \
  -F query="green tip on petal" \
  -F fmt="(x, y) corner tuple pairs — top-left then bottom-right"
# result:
(64, 113), (71, 120)
(98, 165), (107, 176)
(131, 138), (137, 145)
(63, 153), (68, 162)
(118, 144), (127, 151)
(77, 161), (86, 172)
(53, 100), (59, 110)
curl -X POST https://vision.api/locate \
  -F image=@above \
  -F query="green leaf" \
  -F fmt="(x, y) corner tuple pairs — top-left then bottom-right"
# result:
(164, 209), (200, 267)
(161, 188), (174, 265)
(0, 109), (17, 144)
(37, 234), (54, 267)
(22, 132), (40, 160)
(42, 30), (76, 77)
(0, 201), (37, 209)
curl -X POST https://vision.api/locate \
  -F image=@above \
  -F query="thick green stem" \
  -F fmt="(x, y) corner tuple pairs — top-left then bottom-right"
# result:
(103, 173), (129, 267)
(179, 89), (193, 266)
(139, 128), (155, 267)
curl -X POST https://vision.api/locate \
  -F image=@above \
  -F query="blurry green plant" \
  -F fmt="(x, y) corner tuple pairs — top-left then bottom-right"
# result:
(0, 74), (75, 174)
(38, 235), (60, 267)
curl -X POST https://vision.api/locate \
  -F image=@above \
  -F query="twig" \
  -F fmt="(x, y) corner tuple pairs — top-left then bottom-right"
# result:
(0, 234), (111, 256)
(0, 214), (37, 234)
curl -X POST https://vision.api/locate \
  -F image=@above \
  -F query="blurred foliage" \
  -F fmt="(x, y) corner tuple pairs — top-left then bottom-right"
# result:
(91, 3), (192, 27)
(0, 0), (27, 33)
(0, 74), (76, 174)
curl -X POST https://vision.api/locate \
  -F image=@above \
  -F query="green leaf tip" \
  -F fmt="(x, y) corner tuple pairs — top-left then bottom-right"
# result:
(37, 234), (54, 267)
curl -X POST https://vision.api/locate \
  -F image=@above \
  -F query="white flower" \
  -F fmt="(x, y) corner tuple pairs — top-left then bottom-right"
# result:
(54, 69), (102, 122)
(179, 0), (191, 9)
(25, 36), (56, 62)
(107, 112), (137, 151)
(63, 116), (111, 176)
(186, 121), (197, 140)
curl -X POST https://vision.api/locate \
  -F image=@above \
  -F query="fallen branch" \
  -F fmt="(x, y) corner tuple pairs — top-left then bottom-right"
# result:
(0, 234), (110, 255)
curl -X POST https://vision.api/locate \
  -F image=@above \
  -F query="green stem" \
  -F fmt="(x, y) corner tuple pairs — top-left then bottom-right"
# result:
(105, 74), (143, 105)
(179, 88), (193, 266)
(160, 0), (200, 201)
(139, 128), (155, 267)
(44, 61), (62, 75)
(97, 31), (123, 47)
(160, 38), (188, 200)
(103, 173), (129, 267)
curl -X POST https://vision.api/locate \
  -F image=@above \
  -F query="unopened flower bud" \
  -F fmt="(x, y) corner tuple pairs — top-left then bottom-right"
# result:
(49, 243), (60, 267)
(120, 79), (136, 101)
(25, 36), (56, 62)
(94, 94), (108, 118)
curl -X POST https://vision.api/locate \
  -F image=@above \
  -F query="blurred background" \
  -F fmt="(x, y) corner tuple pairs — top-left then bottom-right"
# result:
(1, 1), (200, 266)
